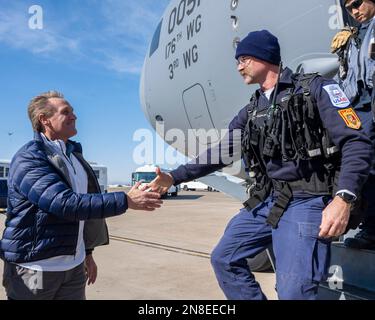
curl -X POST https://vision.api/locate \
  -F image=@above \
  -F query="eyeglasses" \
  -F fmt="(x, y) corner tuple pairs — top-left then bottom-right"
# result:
(345, 0), (364, 12)
(237, 56), (252, 66)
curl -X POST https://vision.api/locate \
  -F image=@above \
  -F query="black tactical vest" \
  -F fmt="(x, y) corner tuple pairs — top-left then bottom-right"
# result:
(242, 73), (343, 228)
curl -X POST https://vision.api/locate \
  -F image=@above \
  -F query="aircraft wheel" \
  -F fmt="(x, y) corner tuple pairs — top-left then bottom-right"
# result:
(246, 250), (273, 272)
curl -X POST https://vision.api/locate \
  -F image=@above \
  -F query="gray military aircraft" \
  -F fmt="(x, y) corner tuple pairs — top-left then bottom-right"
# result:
(140, 0), (375, 299)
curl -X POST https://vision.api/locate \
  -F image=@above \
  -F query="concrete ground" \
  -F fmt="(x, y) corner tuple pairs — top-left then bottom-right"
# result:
(0, 191), (276, 300)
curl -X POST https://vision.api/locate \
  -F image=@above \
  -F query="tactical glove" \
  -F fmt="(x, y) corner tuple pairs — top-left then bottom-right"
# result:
(331, 27), (356, 53)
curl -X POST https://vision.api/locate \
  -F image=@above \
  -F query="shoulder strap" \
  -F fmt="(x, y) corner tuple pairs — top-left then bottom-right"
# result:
(246, 92), (258, 120)
(292, 72), (321, 119)
(292, 72), (320, 94)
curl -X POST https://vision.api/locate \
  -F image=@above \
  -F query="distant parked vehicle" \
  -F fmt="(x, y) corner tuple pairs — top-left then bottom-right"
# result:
(0, 179), (7, 209)
(180, 180), (214, 191)
(89, 162), (108, 193)
(0, 160), (10, 209)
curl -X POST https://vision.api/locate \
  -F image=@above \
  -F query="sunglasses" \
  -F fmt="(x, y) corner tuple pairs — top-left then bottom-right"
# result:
(345, 0), (364, 12)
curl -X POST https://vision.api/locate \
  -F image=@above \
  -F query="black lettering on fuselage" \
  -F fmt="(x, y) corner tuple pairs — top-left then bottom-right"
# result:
(187, 15), (202, 40)
(183, 45), (198, 68)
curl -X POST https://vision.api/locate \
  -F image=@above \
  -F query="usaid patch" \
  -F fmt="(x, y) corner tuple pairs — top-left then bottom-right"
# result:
(323, 84), (350, 108)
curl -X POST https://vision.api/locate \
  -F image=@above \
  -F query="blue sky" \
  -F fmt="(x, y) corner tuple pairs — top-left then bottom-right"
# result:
(0, 0), (173, 184)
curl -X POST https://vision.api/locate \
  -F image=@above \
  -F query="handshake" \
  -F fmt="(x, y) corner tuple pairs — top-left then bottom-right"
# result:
(126, 167), (175, 211)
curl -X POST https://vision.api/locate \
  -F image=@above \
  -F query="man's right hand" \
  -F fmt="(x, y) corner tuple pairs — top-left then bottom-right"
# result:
(147, 167), (174, 195)
(127, 182), (163, 211)
(319, 196), (351, 238)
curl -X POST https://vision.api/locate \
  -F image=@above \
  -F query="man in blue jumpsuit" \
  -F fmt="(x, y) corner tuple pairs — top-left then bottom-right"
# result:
(331, 0), (375, 249)
(148, 30), (373, 299)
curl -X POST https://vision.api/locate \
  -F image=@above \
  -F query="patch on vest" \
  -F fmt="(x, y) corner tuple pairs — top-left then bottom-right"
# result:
(338, 108), (362, 129)
(323, 84), (350, 108)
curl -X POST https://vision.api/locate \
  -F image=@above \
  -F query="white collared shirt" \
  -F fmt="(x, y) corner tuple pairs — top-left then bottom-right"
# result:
(263, 87), (275, 101)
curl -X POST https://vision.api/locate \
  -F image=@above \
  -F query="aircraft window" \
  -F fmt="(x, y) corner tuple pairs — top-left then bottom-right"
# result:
(149, 20), (163, 57)
(155, 115), (164, 122)
(133, 172), (157, 183)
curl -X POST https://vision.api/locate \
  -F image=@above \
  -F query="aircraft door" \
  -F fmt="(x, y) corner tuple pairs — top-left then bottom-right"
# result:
(182, 83), (219, 145)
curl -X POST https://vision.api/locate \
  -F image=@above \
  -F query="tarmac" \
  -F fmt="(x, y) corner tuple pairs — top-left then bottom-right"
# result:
(0, 190), (277, 300)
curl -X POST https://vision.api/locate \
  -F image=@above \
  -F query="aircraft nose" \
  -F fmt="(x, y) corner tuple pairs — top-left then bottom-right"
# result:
(139, 58), (153, 125)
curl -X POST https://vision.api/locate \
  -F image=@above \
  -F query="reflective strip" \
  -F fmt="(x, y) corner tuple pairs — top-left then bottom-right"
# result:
(327, 146), (339, 155)
(308, 148), (322, 157)
(249, 171), (256, 178)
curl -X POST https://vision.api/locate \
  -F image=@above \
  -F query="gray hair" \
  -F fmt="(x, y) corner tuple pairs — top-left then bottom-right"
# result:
(28, 91), (65, 132)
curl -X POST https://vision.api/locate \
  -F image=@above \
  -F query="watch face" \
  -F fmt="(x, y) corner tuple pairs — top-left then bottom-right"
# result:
(338, 192), (356, 203)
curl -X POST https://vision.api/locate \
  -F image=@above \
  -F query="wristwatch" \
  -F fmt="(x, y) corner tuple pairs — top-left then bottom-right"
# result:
(336, 191), (357, 204)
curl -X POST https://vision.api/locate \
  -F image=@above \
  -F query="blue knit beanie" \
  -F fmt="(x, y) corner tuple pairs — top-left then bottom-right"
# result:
(235, 30), (281, 66)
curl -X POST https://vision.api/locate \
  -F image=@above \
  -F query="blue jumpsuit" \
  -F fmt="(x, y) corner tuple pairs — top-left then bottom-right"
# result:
(336, 18), (375, 233)
(171, 68), (373, 300)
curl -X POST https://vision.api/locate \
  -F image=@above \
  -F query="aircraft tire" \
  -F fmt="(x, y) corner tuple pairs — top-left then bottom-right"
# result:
(246, 250), (273, 272)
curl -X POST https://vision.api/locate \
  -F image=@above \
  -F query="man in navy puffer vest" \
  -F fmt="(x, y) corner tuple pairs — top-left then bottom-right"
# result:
(0, 91), (162, 300)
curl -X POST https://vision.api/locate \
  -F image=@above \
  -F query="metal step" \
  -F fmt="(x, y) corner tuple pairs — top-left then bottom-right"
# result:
(318, 282), (375, 300)
(329, 242), (375, 292)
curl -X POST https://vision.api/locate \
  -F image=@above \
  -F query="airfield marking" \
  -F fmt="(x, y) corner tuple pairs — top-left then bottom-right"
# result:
(109, 235), (210, 259)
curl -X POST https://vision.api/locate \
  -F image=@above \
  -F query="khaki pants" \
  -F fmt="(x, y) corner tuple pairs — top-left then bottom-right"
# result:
(2, 262), (86, 300)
